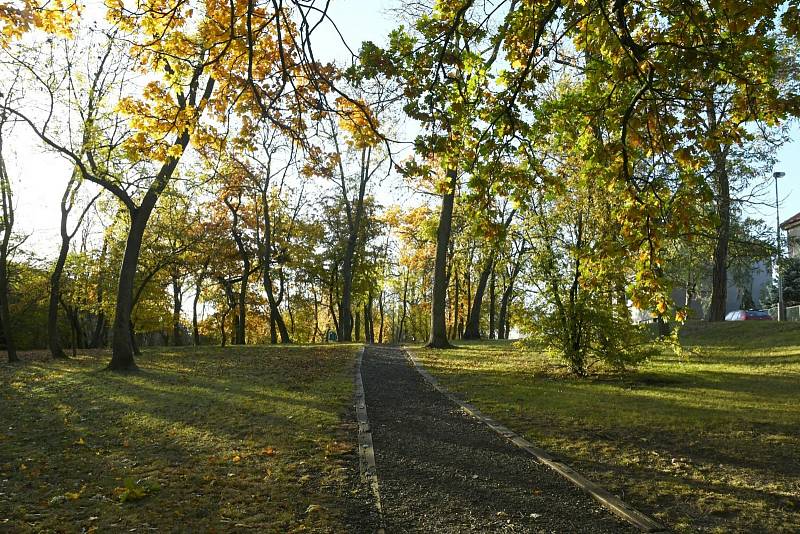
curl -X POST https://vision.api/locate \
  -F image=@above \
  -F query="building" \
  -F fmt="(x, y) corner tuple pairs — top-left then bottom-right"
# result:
(780, 211), (800, 259)
(670, 260), (771, 319)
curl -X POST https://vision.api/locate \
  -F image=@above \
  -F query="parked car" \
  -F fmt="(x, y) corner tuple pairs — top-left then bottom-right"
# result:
(724, 310), (773, 321)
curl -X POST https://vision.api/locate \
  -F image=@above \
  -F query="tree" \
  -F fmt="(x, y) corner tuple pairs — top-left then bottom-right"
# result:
(0, 90), (18, 362)
(322, 97), (385, 342)
(3, 1), (328, 370)
(763, 257), (800, 308)
(47, 174), (99, 359)
(463, 206), (515, 339)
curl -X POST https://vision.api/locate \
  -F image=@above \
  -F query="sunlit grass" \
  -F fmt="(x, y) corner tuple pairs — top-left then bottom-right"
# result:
(410, 322), (800, 533)
(0, 344), (361, 533)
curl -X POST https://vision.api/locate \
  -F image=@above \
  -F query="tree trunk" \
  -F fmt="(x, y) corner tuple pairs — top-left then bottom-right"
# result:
(48, 237), (70, 359)
(398, 271), (409, 343)
(498, 283), (512, 340)
(463, 254), (494, 339)
(706, 96), (731, 322)
(0, 136), (16, 363)
(354, 305), (361, 341)
(337, 146), (371, 342)
(235, 272), (247, 345)
(427, 178), (458, 349)
(311, 285), (321, 343)
(60, 300), (86, 350)
(192, 277), (202, 346)
(708, 156), (730, 321)
(0, 261), (16, 363)
(260, 189), (291, 343)
(489, 268), (496, 339)
(328, 274), (339, 340)
(89, 313), (106, 348)
(220, 312), (227, 347)
(108, 210), (152, 371)
(427, 170), (457, 348)
(365, 295), (374, 343)
(129, 320), (141, 355)
(88, 239), (108, 348)
(171, 274), (184, 346)
(378, 290), (385, 344)
(286, 279), (295, 336)
(451, 272), (460, 339)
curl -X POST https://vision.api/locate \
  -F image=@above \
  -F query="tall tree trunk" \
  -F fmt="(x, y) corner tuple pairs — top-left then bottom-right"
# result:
(463, 254), (494, 339)
(89, 313), (106, 348)
(378, 290), (385, 344)
(498, 250), (524, 340)
(0, 261), (16, 363)
(192, 290), (201, 346)
(498, 282), (512, 340)
(451, 272), (460, 340)
(464, 248), (474, 328)
(171, 274), (184, 346)
(235, 273), (247, 345)
(49, 174), (97, 359)
(48, 238), (70, 359)
(328, 269), (339, 339)
(0, 136), (16, 363)
(398, 271), (409, 343)
(354, 305), (361, 341)
(706, 96), (731, 322)
(109, 209), (153, 371)
(489, 268), (496, 339)
(337, 146), (371, 343)
(312, 285), (321, 343)
(61, 303), (87, 350)
(708, 152), (730, 321)
(365, 294), (374, 343)
(192, 266), (207, 346)
(286, 279), (295, 336)
(427, 170), (458, 348)
(88, 239), (108, 348)
(260, 188), (291, 343)
(226, 197), (250, 345)
(129, 320), (141, 355)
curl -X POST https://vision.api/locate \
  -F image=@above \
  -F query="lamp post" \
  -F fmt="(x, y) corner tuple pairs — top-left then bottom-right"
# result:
(774, 171), (785, 321)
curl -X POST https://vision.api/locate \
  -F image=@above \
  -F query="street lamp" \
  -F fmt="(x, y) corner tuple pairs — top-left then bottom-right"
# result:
(774, 171), (785, 321)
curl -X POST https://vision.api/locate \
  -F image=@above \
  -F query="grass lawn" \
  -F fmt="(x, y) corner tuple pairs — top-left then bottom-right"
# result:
(0, 344), (369, 533)
(410, 322), (800, 533)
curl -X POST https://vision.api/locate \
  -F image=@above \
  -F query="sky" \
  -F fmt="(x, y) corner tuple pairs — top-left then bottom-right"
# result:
(6, 0), (800, 260)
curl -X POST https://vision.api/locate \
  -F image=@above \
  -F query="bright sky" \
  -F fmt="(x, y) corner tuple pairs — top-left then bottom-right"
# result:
(7, 0), (800, 259)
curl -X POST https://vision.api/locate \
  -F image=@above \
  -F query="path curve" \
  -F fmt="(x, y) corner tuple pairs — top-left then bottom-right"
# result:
(361, 345), (637, 533)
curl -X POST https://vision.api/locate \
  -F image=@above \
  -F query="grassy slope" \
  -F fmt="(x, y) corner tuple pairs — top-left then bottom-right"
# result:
(411, 322), (800, 533)
(0, 344), (363, 533)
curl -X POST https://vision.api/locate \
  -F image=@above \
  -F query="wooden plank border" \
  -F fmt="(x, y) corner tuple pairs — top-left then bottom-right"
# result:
(354, 347), (385, 531)
(404, 348), (666, 533)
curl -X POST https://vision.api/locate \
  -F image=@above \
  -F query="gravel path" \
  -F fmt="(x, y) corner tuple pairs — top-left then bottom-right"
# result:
(361, 345), (637, 533)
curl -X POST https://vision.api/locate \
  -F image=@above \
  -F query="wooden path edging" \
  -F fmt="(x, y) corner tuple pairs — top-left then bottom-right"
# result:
(403, 348), (667, 533)
(354, 347), (385, 531)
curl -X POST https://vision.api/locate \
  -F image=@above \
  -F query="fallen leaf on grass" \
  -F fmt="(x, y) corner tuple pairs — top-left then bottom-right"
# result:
(261, 447), (277, 456)
(113, 478), (161, 503)
(305, 504), (323, 515)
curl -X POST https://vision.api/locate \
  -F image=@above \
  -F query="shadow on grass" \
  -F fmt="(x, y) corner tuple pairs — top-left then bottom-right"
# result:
(412, 331), (800, 534)
(0, 344), (364, 533)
